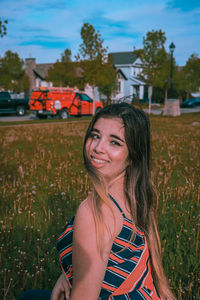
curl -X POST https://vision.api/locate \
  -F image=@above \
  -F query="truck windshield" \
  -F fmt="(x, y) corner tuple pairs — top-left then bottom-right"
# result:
(80, 94), (92, 102)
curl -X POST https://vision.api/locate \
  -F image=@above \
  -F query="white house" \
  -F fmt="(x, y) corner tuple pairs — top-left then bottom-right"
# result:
(109, 51), (147, 102)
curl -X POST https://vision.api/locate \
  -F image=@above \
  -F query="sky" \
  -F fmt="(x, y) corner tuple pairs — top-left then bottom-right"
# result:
(0, 0), (200, 66)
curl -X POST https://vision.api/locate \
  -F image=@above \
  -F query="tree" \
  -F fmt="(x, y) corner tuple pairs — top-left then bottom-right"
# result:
(76, 23), (107, 61)
(134, 30), (169, 110)
(76, 23), (107, 98)
(61, 48), (72, 63)
(97, 56), (118, 105)
(76, 23), (117, 108)
(0, 50), (29, 92)
(0, 18), (8, 38)
(46, 48), (84, 89)
(179, 54), (200, 97)
(79, 54), (117, 105)
(152, 52), (172, 101)
(47, 49), (75, 87)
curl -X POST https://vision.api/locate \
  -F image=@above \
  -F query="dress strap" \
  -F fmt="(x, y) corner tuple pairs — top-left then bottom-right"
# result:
(108, 194), (126, 218)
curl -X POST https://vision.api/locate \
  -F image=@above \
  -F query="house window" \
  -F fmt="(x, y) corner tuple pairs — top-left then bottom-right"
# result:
(118, 81), (121, 93)
(132, 67), (136, 76)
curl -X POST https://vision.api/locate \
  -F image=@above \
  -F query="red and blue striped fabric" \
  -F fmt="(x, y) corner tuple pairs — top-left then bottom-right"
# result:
(57, 196), (161, 299)
(57, 215), (74, 288)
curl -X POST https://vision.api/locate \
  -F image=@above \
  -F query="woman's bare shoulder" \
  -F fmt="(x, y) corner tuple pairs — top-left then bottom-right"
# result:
(73, 197), (96, 234)
(75, 197), (93, 219)
(74, 196), (123, 238)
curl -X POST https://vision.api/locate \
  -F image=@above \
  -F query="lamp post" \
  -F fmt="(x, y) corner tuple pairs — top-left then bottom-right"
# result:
(169, 42), (175, 98)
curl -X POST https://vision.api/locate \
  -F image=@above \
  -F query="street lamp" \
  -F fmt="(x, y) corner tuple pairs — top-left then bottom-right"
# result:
(169, 42), (175, 98)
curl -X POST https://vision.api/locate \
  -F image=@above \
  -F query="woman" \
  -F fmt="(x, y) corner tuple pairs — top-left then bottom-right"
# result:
(51, 103), (175, 300)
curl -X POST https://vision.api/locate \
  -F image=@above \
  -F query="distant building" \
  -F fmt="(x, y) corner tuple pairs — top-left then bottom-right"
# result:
(25, 52), (148, 102)
(109, 51), (147, 101)
(24, 58), (100, 100)
(25, 58), (53, 96)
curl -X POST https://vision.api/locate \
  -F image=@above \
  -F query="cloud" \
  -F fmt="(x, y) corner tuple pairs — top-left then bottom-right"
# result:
(0, 0), (200, 65)
(19, 36), (69, 50)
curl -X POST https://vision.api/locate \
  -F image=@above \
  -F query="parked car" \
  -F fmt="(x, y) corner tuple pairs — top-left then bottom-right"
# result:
(181, 97), (200, 108)
(0, 91), (29, 116)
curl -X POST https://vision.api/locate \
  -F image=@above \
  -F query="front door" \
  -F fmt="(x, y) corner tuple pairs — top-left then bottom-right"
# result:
(132, 85), (139, 98)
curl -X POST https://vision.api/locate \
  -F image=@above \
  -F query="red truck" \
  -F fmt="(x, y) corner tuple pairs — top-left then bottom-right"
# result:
(29, 87), (103, 119)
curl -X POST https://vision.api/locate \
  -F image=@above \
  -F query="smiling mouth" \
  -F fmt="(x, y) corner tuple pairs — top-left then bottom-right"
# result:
(91, 155), (108, 165)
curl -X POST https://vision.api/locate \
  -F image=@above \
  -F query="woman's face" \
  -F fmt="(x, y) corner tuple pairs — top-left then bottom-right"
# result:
(85, 117), (129, 183)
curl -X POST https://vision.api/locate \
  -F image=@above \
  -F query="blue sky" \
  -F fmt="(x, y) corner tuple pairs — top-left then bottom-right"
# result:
(0, 0), (200, 66)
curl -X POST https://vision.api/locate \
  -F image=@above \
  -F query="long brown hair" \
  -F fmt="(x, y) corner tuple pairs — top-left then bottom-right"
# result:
(83, 103), (175, 299)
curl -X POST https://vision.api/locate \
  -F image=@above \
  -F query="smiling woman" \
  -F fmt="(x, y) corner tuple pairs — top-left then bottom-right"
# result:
(18, 103), (176, 300)
(85, 118), (129, 181)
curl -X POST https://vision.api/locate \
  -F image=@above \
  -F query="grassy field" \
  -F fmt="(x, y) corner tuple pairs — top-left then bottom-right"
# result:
(0, 113), (199, 299)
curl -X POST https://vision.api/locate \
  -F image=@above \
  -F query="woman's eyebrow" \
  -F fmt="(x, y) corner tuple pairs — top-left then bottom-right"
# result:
(91, 128), (125, 143)
(91, 128), (100, 133)
(110, 134), (125, 143)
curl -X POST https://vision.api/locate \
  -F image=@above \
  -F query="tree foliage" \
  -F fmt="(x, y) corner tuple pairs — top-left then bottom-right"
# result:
(46, 48), (84, 89)
(134, 30), (168, 87)
(96, 56), (117, 104)
(76, 23), (117, 103)
(46, 23), (117, 104)
(179, 54), (200, 95)
(0, 18), (8, 38)
(0, 50), (29, 92)
(76, 23), (107, 61)
(76, 22), (107, 91)
(133, 30), (180, 103)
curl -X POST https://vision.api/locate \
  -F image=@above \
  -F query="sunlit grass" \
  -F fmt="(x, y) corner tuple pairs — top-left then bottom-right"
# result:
(0, 114), (199, 299)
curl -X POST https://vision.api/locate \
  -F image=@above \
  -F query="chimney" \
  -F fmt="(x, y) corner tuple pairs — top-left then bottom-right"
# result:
(25, 58), (36, 96)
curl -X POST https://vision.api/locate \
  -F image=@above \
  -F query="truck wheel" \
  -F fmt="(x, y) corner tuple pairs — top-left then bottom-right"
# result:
(16, 106), (25, 116)
(59, 109), (69, 119)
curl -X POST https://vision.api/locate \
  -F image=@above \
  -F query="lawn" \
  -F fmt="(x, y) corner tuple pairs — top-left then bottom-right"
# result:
(0, 113), (199, 299)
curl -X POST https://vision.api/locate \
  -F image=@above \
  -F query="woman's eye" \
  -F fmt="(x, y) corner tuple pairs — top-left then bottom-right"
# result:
(90, 133), (99, 139)
(111, 140), (121, 146)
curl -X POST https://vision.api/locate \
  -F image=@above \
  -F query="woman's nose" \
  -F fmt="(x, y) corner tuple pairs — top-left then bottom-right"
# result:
(93, 139), (105, 153)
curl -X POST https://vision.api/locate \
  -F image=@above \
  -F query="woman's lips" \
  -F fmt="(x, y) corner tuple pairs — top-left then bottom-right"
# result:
(90, 155), (108, 167)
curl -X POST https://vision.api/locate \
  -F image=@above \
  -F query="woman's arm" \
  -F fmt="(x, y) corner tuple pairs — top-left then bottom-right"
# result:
(51, 272), (71, 300)
(70, 199), (115, 300)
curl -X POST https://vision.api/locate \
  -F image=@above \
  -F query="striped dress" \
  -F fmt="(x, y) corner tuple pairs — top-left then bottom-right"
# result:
(57, 195), (161, 299)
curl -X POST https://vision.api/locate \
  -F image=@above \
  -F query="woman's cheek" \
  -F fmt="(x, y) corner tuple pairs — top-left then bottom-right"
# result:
(85, 139), (92, 155)
(111, 149), (124, 159)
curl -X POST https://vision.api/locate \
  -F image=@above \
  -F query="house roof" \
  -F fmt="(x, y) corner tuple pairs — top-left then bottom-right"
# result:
(109, 52), (137, 65)
(32, 56), (133, 80)
(130, 76), (146, 85)
(34, 63), (54, 80)
(117, 69), (128, 80)
(33, 62), (83, 80)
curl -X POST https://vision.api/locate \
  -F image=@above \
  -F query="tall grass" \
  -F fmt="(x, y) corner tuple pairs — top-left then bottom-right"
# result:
(0, 114), (199, 299)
